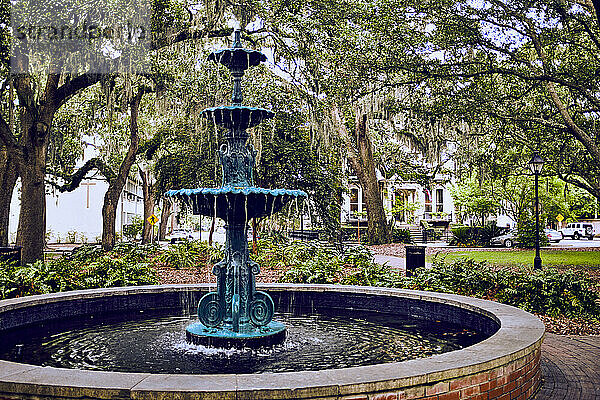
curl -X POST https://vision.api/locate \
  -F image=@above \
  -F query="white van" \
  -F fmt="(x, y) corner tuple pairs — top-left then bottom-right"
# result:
(559, 223), (595, 240)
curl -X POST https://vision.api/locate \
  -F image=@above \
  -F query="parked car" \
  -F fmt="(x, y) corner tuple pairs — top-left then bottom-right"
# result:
(490, 229), (518, 248)
(544, 228), (562, 243)
(560, 223), (595, 240)
(166, 229), (193, 243)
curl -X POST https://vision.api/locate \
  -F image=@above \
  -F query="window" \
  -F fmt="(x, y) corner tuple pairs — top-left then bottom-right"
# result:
(436, 189), (444, 213)
(361, 191), (367, 212)
(350, 188), (359, 212)
(424, 189), (432, 213)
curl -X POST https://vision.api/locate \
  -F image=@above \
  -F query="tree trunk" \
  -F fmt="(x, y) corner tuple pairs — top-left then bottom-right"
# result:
(209, 217), (215, 245)
(15, 106), (54, 264)
(252, 218), (258, 254)
(0, 148), (18, 246)
(140, 169), (155, 244)
(343, 112), (390, 245)
(16, 144), (48, 263)
(159, 197), (172, 241)
(101, 92), (143, 251)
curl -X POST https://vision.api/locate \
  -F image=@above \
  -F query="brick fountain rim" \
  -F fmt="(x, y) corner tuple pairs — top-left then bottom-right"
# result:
(0, 284), (545, 399)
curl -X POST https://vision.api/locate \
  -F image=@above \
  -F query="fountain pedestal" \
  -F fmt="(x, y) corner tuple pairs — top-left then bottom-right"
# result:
(166, 30), (306, 348)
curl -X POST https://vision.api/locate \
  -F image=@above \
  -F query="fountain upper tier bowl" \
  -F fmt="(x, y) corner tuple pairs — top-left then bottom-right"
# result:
(202, 105), (274, 131)
(165, 186), (306, 220)
(208, 47), (267, 71)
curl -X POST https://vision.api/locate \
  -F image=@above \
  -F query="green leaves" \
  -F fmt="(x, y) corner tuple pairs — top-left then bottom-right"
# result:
(0, 244), (159, 300)
(157, 240), (223, 269)
(277, 241), (599, 318)
(412, 256), (599, 317)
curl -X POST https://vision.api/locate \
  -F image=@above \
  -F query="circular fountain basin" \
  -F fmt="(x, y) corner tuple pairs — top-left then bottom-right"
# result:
(0, 284), (544, 400)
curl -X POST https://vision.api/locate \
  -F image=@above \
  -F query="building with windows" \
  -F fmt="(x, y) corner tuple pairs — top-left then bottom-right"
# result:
(341, 170), (456, 230)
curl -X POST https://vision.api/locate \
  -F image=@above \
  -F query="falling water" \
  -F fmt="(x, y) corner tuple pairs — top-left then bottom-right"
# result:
(213, 196), (217, 222)
(263, 193), (268, 216)
(244, 195), (248, 225)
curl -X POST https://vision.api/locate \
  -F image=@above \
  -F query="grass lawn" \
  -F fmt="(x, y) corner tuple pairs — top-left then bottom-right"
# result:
(427, 250), (600, 268)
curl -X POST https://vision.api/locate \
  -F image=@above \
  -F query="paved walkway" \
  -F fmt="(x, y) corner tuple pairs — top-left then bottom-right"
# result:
(374, 254), (405, 270)
(373, 254), (433, 271)
(535, 334), (600, 399)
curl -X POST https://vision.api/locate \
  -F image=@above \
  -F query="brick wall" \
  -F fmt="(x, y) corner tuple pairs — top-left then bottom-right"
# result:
(342, 346), (541, 400)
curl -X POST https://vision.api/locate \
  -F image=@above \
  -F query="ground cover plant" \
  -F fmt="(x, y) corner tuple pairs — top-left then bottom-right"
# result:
(0, 243), (160, 299)
(276, 241), (600, 333)
(408, 256), (599, 318)
(2, 239), (598, 334)
(253, 238), (394, 286)
(155, 240), (223, 269)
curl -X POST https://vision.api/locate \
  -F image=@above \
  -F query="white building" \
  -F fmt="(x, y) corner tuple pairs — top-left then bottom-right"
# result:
(341, 171), (456, 229)
(8, 143), (145, 244)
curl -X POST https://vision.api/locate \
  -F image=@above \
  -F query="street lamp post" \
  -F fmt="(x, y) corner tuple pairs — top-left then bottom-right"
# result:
(529, 153), (545, 270)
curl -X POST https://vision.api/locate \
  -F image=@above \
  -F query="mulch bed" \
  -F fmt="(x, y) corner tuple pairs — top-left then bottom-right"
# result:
(156, 263), (285, 285)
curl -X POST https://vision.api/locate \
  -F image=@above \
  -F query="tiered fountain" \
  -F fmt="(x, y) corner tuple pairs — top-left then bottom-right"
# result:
(0, 30), (544, 400)
(165, 30), (307, 348)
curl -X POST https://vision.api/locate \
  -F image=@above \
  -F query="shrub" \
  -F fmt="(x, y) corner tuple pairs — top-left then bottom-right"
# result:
(0, 244), (159, 300)
(278, 246), (599, 318)
(274, 241), (403, 286)
(449, 226), (475, 246)
(278, 243), (342, 284)
(517, 216), (549, 248)
(66, 230), (78, 243)
(122, 216), (144, 241)
(341, 245), (402, 286)
(391, 228), (412, 244)
(157, 240), (223, 269)
(450, 223), (507, 247)
(478, 222), (505, 246)
(404, 256), (599, 317)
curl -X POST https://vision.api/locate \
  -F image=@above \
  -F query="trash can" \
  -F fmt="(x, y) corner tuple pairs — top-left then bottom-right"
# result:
(0, 246), (22, 267)
(405, 245), (425, 277)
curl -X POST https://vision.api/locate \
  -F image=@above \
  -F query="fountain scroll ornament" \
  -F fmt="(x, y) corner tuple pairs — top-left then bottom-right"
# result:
(166, 30), (307, 348)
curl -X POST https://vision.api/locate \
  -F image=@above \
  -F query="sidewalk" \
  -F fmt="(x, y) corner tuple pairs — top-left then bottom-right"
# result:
(535, 334), (600, 399)
(373, 254), (433, 272)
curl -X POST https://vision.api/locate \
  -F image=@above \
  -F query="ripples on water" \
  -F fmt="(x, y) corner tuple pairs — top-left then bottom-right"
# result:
(0, 309), (483, 374)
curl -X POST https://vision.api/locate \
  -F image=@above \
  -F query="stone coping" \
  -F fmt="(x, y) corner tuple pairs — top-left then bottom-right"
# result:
(0, 284), (545, 399)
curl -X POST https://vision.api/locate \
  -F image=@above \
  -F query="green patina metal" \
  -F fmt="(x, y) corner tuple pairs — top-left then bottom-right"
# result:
(166, 30), (306, 348)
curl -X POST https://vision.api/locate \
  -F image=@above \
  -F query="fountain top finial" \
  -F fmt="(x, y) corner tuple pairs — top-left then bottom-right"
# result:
(232, 29), (242, 49)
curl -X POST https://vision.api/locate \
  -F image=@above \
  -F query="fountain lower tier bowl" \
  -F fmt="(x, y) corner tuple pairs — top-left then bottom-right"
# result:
(165, 186), (307, 220)
(185, 320), (286, 349)
(0, 285), (544, 400)
(202, 106), (274, 131)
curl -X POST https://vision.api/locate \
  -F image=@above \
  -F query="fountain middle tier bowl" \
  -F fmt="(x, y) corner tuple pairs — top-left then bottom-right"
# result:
(202, 106), (274, 131)
(165, 186), (307, 221)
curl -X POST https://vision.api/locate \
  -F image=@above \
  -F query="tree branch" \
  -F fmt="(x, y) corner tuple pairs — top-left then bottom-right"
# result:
(52, 158), (116, 192)
(55, 73), (105, 108)
(150, 27), (233, 50)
